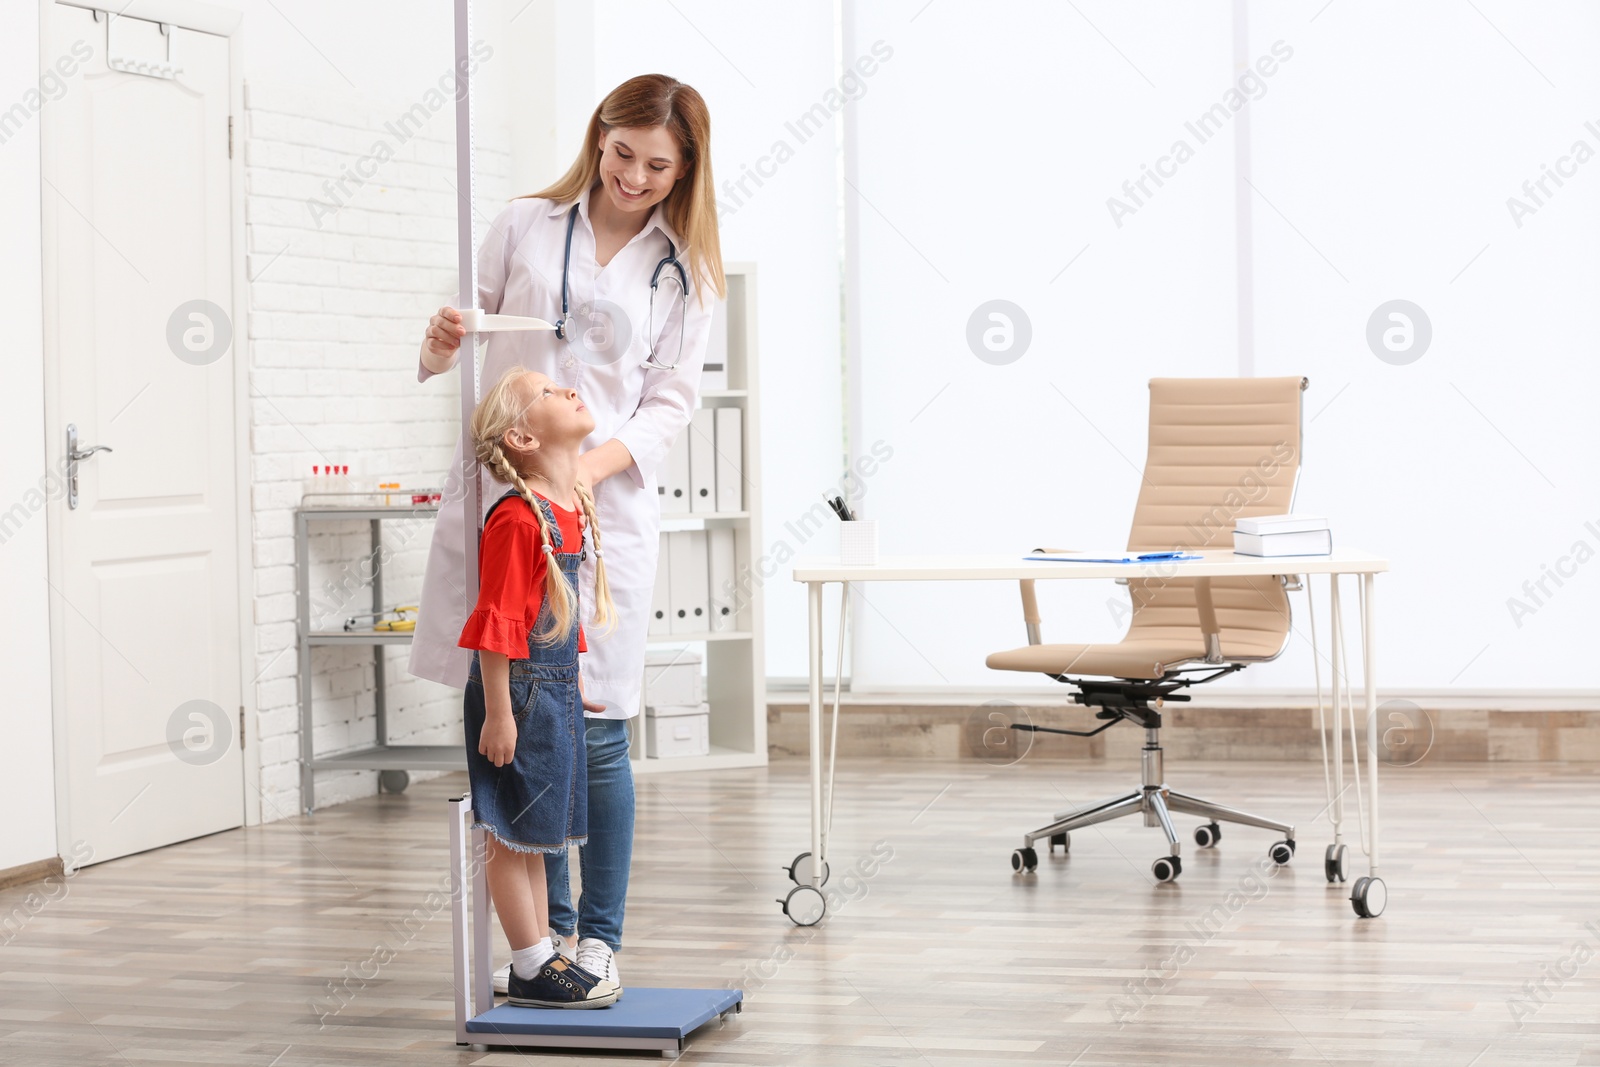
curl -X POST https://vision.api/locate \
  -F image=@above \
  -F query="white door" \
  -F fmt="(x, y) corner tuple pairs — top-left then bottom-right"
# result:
(42, 4), (243, 865)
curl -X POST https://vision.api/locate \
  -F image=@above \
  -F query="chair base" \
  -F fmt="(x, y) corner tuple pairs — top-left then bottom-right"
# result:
(1016, 728), (1295, 880)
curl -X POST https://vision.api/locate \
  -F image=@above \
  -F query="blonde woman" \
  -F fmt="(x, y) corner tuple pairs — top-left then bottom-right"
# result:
(458, 366), (618, 1008)
(411, 74), (723, 993)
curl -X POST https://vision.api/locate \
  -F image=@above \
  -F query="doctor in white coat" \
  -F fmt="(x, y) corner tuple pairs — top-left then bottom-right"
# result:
(410, 74), (723, 989)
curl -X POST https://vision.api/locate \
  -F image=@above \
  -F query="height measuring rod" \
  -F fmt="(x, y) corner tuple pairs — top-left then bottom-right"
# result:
(452, 0), (556, 594)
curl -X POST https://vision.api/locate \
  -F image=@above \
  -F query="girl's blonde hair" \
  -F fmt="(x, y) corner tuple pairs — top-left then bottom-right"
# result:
(519, 73), (725, 307)
(469, 366), (617, 647)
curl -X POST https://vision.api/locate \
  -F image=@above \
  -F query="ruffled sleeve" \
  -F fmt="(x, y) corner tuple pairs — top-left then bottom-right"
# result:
(457, 507), (545, 658)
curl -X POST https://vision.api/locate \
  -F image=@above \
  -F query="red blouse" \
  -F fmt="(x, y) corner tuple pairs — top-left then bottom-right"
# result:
(457, 491), (587, 659)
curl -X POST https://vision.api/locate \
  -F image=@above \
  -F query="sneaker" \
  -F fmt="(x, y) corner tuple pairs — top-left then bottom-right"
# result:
(493, 933), (575, 995)
(507, 954), (620, 1009)
(575, 937), (623, 999)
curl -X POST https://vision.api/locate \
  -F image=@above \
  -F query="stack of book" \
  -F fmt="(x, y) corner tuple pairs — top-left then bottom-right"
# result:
(1232, 514), (1332, 556)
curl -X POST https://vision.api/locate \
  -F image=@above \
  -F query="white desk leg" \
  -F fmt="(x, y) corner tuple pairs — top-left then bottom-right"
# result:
(778, 582), (830, 926)
(1349, 572), (1387, 918)
(1328, 575), (1345, 848)
(808, 581), (825, 886)
(1362, 574), (1381, 877)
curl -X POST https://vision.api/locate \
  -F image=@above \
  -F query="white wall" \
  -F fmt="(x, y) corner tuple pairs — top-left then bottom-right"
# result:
(242, 78), (510, 818)
(1243, 0), (1600, 690)
(0, 2), (58, 872)
(840, 0), (1600, 696)
(844, 0), (1241, 691)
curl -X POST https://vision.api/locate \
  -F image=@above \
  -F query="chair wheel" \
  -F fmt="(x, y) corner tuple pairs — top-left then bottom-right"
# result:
(1324, 843), (1348, 883)
(1049, 832), (1070, 854)
(1194, 822), (1221, 848)
(1011, 847), (1038, 873)
(1151, 855), (1182, 883)
(784, 852), (829, 886)
(1351, 875), (1387, 918)
(1269, 840), (1296, 866)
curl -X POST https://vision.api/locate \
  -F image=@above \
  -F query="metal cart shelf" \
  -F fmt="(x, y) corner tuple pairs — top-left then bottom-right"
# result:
(295, 502), (456, 814)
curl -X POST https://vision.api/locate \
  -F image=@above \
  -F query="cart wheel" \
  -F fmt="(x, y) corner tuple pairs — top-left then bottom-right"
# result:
(780, 885), (826, 926)
(1049, 832), (1070, 854)
(1194, 822), (1222, 848)
(1151, 855), (1182, 883)
(1324, 843), (1349, 883)
(784, 852), (830, 886)
(1011, 847), (1038, 873)
(1351, 875), (1387, 918)
(379, 769), (410, 794)
(1269, 839), (1296, 866)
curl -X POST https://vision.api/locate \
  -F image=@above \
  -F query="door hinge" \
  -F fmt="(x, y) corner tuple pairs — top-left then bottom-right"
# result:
(228, 115), (233, 159)
(239, 706), (246, 751)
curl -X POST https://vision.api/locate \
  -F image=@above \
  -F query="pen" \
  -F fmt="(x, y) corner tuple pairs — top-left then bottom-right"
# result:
(826, 496), (849, 522)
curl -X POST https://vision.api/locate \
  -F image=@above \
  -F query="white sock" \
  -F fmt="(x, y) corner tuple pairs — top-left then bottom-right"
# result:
(511, 937), (552, 977)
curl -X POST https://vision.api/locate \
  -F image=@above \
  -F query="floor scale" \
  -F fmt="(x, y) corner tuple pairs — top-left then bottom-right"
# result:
(446, 0), (741, 1054)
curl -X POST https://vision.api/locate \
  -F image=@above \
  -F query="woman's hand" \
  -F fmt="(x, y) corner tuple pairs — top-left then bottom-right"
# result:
(425, 306), (465, 363)
(579, 673), (605, 714)
(480, 704), (517, 767)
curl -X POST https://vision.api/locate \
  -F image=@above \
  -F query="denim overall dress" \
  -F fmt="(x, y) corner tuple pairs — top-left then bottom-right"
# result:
(463, 487), (589, 854)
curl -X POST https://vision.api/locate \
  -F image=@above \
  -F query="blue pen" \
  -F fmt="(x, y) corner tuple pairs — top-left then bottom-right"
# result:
(1137, 551), (1188, 561)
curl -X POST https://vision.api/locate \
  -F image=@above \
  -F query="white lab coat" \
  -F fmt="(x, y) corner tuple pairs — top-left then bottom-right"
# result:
(408, 184), (713, 719)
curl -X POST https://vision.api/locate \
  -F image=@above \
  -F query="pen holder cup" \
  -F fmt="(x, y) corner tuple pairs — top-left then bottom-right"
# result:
(839, 519), (879, 567)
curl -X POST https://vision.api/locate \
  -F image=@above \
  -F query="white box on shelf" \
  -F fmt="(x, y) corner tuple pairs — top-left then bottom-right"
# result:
(643, 649), (703, 707)
(644, 702), (710, 758)
(714, 407), (742, 511)
(661, 432), (691, 511)
(688, 407), (717, 513)
(667, 529), (709, 633)
(708, 526), (738, 632)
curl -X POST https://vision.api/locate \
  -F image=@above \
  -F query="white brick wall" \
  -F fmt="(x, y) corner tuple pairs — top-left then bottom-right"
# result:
(243, 80), (510, 821)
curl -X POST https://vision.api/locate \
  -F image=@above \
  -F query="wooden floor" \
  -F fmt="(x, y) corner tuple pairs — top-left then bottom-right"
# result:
(3, 758), (1598, 1065)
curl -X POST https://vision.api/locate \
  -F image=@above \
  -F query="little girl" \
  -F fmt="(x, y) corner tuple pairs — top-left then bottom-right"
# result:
(457, 365), (620, 1009)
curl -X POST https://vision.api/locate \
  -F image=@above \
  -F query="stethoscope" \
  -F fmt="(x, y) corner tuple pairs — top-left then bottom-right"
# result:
(553, 203), (688, 371)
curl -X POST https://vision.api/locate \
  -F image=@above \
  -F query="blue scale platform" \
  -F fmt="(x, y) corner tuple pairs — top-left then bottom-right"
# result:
(464, 987), (742, 1043)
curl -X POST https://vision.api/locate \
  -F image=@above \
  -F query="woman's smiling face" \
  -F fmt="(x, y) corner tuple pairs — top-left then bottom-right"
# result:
(596, 125), (685, 216)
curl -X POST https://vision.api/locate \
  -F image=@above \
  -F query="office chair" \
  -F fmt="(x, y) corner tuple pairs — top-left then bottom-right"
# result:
(987, 377), (1307, 884)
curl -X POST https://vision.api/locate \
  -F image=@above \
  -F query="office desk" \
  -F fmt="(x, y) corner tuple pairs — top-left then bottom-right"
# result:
(783, 549), (1391, 925)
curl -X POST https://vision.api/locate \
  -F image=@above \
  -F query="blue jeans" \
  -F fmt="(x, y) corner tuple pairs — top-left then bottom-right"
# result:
(546, 717), (635, 952)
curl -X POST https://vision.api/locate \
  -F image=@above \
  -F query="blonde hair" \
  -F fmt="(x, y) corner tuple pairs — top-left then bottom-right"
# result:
(519, 73), (725, 307)
(469, 366), (617, 647)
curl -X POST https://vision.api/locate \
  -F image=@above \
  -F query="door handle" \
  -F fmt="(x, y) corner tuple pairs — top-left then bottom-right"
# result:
(66, 423), (113, 510)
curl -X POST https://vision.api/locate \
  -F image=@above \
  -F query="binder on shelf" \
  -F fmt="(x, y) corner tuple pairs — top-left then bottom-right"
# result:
(688, 408), (717, 514)
(661, 431), (691, 511)
(714, 407), (742, 512)
(701, 295), (729, 391)
(667, 529), (709, 634)
(708, 526), (738, 633)
(648, 541), (672, 636)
